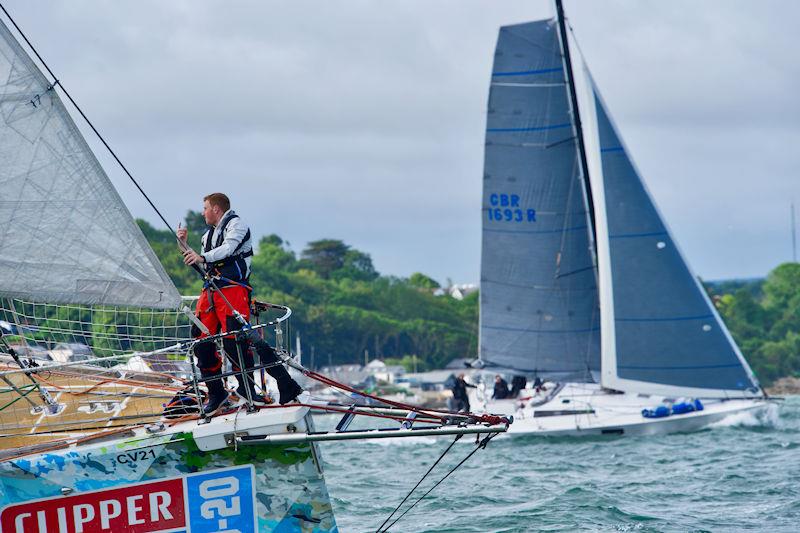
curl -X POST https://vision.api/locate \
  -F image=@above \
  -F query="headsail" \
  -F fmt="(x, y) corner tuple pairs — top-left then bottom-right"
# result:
(587, 79), (760, 398)
(0, 19), (181, 309)
(479, 20), (600, 381)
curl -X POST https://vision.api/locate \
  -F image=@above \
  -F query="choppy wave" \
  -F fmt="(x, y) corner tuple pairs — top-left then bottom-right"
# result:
(316, 397), (800, 532)
(709, 401), (782, 428)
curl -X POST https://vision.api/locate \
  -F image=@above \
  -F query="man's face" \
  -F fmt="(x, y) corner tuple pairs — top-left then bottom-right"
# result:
(203, 200), (220, 226)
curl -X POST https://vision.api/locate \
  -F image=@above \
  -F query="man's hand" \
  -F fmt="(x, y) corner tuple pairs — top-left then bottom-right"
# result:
(176, 224), (189, 252)
(183, 248), (205, 266)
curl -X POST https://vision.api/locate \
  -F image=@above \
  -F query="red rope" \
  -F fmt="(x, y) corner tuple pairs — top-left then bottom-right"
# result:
(302, 369), (510, 426)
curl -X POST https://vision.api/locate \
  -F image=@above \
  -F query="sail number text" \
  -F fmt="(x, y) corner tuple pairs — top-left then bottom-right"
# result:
(487, 193), (536, 223)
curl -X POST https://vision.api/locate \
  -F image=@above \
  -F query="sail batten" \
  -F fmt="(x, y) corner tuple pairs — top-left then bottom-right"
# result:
(0, 19), (181, 309)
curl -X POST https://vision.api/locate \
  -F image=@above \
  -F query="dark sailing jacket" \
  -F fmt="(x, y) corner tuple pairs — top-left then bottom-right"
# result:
(451, 377), (476, 401)
(201, 210), (253, 285)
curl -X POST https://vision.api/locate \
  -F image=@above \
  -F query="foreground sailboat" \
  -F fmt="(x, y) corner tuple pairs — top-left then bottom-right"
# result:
(0, 7), (508, 532)
(472, 0), (772, 436)
(0, 11), (347, 529)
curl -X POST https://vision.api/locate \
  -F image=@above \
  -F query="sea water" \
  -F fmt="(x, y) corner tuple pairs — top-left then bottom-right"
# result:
(315, 396), (799, 532)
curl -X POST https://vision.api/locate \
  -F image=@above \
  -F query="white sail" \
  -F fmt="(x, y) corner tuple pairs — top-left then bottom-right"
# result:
(0, 20), (181, 309)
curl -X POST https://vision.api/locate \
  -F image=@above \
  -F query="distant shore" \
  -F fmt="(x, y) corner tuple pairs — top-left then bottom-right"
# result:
(766, 377), (800, 396)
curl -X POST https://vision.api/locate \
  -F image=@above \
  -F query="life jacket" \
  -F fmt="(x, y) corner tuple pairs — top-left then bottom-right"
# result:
(203, 212), (253, 285)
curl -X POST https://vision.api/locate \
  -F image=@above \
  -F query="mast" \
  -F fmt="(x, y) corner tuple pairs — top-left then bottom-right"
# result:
(554, 0), (598, 254)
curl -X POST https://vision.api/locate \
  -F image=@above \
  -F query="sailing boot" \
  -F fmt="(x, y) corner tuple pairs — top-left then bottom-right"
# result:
(201, 370), (230, 415)
(196, 341), (230, 415)
(252, 339), (304, 404)
(274, 368), (304, 405)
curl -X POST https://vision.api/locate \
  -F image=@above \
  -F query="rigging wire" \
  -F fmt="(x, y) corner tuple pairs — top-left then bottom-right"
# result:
(377, 432), (501, 532)
(303, 367), (509, 426)
(376, 434), (463, 532)
(0, 2), (178, 240)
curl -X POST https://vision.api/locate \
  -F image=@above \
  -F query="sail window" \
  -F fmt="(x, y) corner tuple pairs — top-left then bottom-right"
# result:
(656, 241), (666, 249)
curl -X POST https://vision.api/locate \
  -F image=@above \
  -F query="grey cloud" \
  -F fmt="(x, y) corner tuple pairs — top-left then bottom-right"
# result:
(5, 0), (798, 284)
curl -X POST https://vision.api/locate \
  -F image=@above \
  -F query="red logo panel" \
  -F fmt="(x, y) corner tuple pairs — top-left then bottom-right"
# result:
(0, 478), (185, 533)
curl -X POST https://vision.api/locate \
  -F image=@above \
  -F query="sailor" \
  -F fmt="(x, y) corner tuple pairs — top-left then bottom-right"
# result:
(492, 374), (510, 400)
(178, 192), (303, 414)
(510, 375), (528, 398)
(450, 373), (476, 413)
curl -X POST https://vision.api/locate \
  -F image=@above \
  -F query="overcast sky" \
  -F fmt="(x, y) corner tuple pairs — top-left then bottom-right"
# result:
(5, 0), (798, 284)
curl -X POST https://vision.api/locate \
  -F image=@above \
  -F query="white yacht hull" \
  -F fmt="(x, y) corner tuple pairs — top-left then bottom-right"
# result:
(471, 382), (773, 437)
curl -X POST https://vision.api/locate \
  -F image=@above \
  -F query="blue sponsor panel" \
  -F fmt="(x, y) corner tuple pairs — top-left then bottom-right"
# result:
(185, 465), (256, 533)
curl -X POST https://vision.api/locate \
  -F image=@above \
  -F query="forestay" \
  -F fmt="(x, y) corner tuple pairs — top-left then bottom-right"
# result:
(479, 20), (600, 381)
(589, 82), (760, 398)
(0, 19), (181, 309)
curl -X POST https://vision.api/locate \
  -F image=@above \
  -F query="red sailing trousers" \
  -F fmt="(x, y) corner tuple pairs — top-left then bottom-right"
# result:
(194, 285), (250, 373)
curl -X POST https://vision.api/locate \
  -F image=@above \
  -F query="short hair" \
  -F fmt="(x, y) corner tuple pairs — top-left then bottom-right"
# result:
(204, 192), (230, 213)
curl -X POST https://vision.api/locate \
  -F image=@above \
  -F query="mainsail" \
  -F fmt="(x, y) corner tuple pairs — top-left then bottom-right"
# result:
(0, 19), (181, 309)
(479, 20), (600, 381)
(587, 80), (761, 398)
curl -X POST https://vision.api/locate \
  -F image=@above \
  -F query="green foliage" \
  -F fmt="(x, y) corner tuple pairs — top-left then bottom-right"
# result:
(300, 239), (351, 279)
(184, 210), (208, 238)
(299, 239), (378, 281)
(140, 222), (476, 370)
(409, 272), (441, 289)
(711, 263), (800, 385)
(137, 217), (203, 294)
(139, 213), (799, 383)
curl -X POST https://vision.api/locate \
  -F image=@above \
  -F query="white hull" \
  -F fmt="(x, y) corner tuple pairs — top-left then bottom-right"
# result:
(471, 382), (773, 437)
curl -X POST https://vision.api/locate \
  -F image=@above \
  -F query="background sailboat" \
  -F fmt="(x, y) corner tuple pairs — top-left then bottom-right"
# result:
(473, 0), (771, 435)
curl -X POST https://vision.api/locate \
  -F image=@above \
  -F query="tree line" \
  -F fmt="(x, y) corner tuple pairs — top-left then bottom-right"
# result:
(138, 215), (478, 372)
(140, 215), (800, 384)
(708, 263), (800, 386)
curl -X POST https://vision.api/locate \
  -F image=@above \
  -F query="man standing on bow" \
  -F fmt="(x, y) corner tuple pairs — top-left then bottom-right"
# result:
(178, 192), (303, 414)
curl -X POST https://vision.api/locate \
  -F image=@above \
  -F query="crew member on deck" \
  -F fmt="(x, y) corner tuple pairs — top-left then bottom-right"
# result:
(450, 373), (476, 413)
(178, 192), (302, 414)
(510, 375), (528, 398)
(492, 374), (510, 400)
